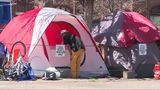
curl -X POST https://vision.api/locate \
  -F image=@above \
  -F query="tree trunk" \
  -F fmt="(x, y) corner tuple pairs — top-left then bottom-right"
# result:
(108, 0), (114, 12)
(73, 0), (76, 14)
(80, 0), (94, 32)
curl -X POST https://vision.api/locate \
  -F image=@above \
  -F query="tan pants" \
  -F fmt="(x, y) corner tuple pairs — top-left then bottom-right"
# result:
(71, 49), (84, 78)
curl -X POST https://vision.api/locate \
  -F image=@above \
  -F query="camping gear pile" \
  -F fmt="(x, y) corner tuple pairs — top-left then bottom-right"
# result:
(0, 8), (109, 79)
(92, 11), (160, 77)
(0, 41), (60, 81)
(6, 55), (36, 81)
(0, 42), (36, 81)
(0, 42), (8, 80)
(42, 67), (61, 80)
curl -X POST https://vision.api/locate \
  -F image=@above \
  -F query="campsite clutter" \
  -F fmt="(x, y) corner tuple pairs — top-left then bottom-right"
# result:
(0, 42), (36, 81)
(92, 11), (160, 78)
(0, 8), (109, 81)
(0, 7), (160, 81)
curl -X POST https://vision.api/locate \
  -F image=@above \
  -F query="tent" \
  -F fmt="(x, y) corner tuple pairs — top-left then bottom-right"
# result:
(92, 11), (160, 47)
(106, 43), (160, 77)
(0, 8), (109, 78)
(92, 11), (160, 77)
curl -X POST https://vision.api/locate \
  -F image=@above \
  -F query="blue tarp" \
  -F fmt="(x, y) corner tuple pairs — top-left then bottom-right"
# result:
(0, 2), (11, 24)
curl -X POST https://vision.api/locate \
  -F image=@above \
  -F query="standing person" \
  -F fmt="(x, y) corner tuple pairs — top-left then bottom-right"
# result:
(60, 30), (85, 78)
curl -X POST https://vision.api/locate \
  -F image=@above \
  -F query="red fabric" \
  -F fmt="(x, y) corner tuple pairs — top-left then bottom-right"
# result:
(13, 49), (20, 64)
(0, 8), (101, 63)
(119, 12), (160, 47)
(45, 22), (80, 46)
(0, 8), (41, 60)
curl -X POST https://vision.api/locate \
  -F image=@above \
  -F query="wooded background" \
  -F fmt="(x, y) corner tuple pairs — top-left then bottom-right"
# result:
(11, 0), (159, 31)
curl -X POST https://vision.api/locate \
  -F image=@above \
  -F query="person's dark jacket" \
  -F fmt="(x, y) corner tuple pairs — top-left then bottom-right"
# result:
(63, 34), (85, 52)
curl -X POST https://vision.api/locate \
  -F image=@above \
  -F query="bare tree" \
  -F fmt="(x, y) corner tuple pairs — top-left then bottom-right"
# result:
(33, 0), (147, 31)
(79, 0), (95, 31)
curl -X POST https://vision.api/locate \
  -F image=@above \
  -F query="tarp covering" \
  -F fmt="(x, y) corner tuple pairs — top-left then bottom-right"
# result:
(92, 11), (160, 77)
(107, 43), (160, 69)
(92, 11), (160, 47)
(106, 43), (160, 77)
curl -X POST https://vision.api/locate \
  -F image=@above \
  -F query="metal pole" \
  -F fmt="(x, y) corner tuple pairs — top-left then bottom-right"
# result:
(73, 0), (75, 14)
(146, 0), (149, 18)
(9, 0), (12, 19)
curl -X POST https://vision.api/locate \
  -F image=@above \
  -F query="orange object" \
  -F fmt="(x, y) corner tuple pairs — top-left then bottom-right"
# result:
(154, 64), (160, 80)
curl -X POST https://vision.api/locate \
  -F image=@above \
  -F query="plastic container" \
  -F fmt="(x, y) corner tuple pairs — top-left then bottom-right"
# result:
(154, 64), (160, 80)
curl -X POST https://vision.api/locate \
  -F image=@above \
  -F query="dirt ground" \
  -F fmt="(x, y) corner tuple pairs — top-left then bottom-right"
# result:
(0, 78), (160, 90)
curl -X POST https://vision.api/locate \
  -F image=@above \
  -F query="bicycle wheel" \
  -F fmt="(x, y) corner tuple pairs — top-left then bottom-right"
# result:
(11, 41), (26, 57)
